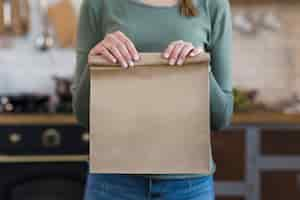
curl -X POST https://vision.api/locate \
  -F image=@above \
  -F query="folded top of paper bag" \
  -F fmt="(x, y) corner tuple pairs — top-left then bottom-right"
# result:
(88, 52), (210, 68)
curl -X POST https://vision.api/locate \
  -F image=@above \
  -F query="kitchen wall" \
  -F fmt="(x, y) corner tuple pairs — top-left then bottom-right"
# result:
(0, 0), (76, 95)
(232, 4), (300, 106)
(1, 0), (299, 107)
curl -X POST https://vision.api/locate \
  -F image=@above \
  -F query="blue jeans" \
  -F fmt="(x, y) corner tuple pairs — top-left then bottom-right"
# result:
(84, 173), (215, 200)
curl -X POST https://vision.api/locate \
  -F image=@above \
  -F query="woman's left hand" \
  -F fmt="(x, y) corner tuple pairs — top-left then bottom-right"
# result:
(162, 40), (204, 66)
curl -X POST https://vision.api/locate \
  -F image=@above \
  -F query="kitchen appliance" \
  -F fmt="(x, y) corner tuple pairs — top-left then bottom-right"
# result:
(0, 75), (73, 113)
(0, 115), (89, 200)
(0, 94), (50, 113)
(0, 162), (87, 200)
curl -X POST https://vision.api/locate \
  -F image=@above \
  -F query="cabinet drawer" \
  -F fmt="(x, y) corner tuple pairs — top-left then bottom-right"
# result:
(212, 129), (245, 181)
(261, 129), (300, 155)
(261, 171), (300, 200)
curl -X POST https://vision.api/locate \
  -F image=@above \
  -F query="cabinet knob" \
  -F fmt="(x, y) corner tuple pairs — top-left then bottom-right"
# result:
(9, 133), (22, 144)
(81, 132), (89, 143)
(42, 129), (61, 147)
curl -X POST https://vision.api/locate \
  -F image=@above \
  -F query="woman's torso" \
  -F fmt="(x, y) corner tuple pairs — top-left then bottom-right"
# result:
(78, 0), (223, 179)
(96, 0), (211, 52)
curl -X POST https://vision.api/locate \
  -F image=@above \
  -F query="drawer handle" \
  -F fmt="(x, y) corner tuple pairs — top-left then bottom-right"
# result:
(81, 132), (89, 143)
(42, 129), (61, 147)
(9, 133), (22, 144)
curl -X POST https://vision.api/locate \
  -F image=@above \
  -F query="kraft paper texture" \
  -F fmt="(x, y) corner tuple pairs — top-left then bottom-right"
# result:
(88, 52), (211, 174)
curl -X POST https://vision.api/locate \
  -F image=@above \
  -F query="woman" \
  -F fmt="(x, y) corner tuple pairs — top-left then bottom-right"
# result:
(71, 0), (233, 199)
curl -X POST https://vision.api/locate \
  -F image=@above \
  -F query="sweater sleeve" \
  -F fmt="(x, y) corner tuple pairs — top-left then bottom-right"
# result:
(71, 0), (103, 130)
(208, 0), (233, 130)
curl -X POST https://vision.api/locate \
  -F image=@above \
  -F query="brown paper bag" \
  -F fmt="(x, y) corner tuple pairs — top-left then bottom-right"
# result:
(88, 52), (211, 174)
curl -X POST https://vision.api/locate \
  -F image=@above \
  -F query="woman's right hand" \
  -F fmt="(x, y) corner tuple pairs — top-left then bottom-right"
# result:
(88, 31), (140, 68)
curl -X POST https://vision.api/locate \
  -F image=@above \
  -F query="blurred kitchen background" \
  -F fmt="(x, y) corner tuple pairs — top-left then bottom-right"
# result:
(0, 0), (299, 199)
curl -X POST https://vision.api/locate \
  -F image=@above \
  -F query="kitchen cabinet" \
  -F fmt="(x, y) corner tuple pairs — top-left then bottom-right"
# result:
(212, 129), (246, 181)
(261, 171), (300, 200)
(260, 129), (300, 200)
(213, 113), (300, 200)
(261, 129), (300, 155)
(0, 113), (300, 200)
(0, 114), (88, 200)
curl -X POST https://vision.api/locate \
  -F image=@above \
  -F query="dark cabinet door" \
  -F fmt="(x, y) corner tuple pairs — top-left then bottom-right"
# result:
(261, 129), (300, 155)
(261, 171), (300, 200)
(212, 129), (246, 181)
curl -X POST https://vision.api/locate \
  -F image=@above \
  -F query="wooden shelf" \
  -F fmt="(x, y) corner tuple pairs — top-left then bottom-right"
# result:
(233, 112), (300, 125)
(0, 114), (77, 125)
(0, 155), (88, 163)
(0, 112), (299, 125)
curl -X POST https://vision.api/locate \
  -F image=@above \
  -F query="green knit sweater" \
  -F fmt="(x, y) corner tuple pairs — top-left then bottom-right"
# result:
(71, 0), (233, 179)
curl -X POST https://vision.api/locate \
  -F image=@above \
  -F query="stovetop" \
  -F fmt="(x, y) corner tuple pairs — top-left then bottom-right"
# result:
(0, 93), (72, 114)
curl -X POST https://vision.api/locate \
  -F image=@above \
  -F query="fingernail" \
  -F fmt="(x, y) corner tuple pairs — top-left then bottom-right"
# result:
(164, 53), (169, 58)
(190, 52), (195, 56)
(169, 59), (175, 65)
(134, 54), (139, 61)
(129, 60), (134, 67)
(123, 62), (128, 68)
(177, 59), (183, 65)
(112, 58), (117, 63)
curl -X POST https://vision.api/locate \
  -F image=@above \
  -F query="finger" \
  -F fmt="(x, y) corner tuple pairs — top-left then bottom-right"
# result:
(116, 40), (135, 67)
(110, 34), (133, 67)
(169, 41), (185, 65)
(190, 47), (204, 56)
(176, 44), (194, 65)
(100, 48), (117, 63)
(89, 44), (103, 56)
(163, 41), (178, 58)
(89, 43), (117, 63)
(107, 45), (128, 68)
(115, 31), (140, 61)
